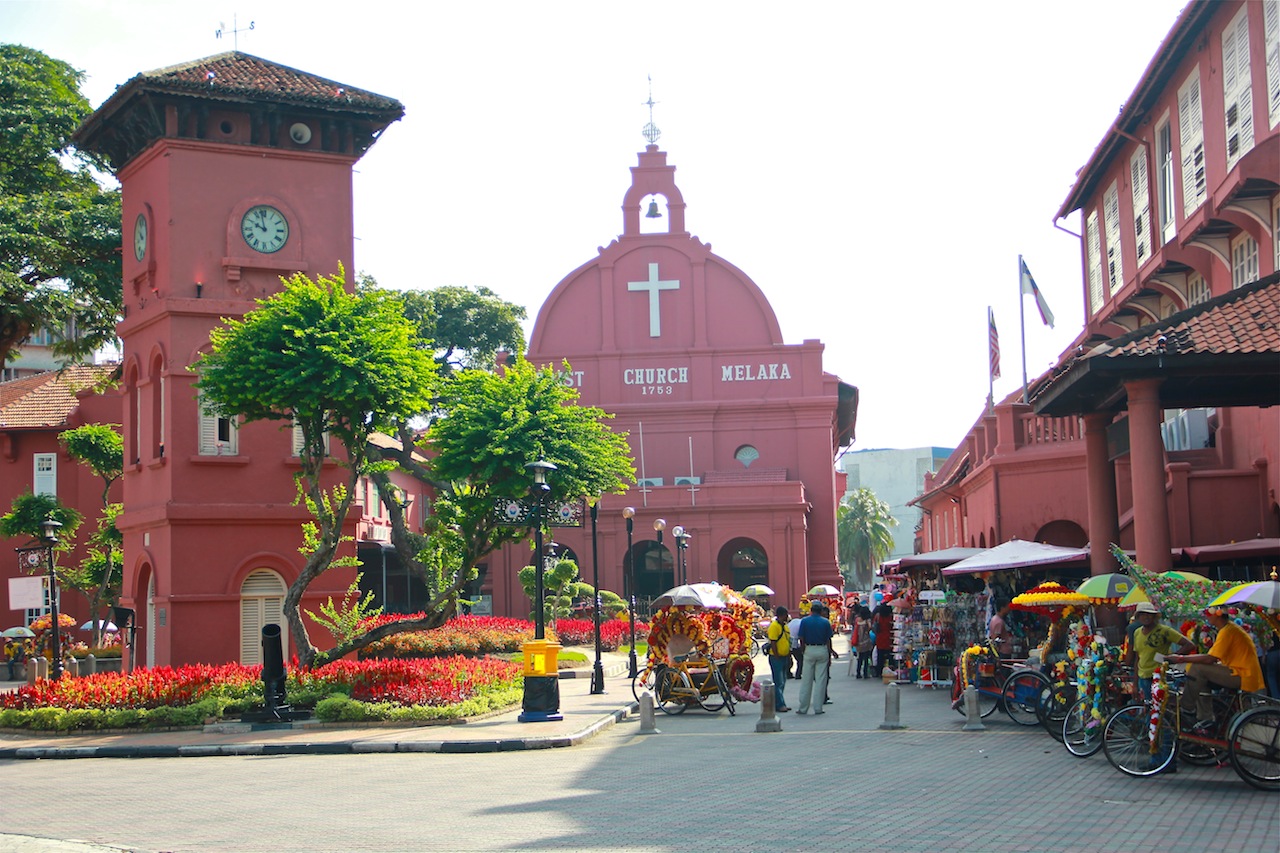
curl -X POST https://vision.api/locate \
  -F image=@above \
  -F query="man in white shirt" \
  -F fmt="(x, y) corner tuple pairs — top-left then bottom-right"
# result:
(788, 615), (803, 678)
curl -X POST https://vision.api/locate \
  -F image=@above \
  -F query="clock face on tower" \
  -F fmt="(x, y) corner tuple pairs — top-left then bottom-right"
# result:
(133, 213), (147, 261)
(240, 205), (290, 254)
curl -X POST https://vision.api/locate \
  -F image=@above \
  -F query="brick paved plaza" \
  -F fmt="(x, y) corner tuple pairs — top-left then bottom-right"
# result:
(2, 642), (1276, 853)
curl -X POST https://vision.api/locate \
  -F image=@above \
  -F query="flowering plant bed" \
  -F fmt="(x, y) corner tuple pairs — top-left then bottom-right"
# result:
(360, 615), (536, 657)
(0, 656), (522, 732)
(552, 617), (650, 650)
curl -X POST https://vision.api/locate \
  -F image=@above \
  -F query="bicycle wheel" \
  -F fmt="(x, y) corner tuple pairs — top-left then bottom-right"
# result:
(655, 667), (691, 715)
(1103, 703), (1174, 777)
(1062, 696), (1105, 758)
(1040, 683), (1077, 734)
(1228, 706), (1280, 791)
(714, 667), (737, 717)
(972, 672), (1001, 718)
(631, 664), (660, 703)
(696, 667), (727, 712)
(1004, 670), (1051, 726)
(1179, 694), (1231, 766)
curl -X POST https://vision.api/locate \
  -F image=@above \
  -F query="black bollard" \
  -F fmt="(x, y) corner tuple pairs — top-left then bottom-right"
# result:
(261, 623), (289, 720)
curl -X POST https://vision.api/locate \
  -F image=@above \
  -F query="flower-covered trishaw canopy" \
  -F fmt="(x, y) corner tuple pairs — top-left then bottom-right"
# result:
(645, 583), (761, 702)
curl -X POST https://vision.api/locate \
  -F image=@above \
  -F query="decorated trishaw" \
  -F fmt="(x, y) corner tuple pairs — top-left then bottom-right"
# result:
(631, 583), (762, 715)
(802, 584), (844, 632)
(1100, 556), (1280, 789)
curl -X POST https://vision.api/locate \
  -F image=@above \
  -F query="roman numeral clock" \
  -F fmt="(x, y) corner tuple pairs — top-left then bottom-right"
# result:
(240, 204), (289, 254)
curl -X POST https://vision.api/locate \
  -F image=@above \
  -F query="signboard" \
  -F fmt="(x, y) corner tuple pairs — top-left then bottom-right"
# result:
(8, 575), (46, 610)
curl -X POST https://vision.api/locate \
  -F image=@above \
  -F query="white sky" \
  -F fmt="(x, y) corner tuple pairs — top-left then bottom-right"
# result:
(4, 0), (1189, 450)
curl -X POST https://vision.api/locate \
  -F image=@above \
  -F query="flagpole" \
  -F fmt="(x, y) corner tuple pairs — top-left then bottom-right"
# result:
(987, 306), (994, 416)
(1019, 254), (1029, 404)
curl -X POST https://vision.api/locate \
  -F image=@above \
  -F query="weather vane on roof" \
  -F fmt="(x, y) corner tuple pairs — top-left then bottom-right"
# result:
(641, 75), (661, 145)
(215, 14), (256, 50)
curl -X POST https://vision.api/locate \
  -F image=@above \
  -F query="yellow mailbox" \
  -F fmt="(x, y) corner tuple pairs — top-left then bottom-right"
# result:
(521, 640), (562, 676)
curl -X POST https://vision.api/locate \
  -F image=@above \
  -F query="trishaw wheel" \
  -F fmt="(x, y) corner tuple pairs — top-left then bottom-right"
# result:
(656, 668), (690, 715)
(1103, 704), (1174, 777)
(698, 670), (727, 712)
(974, 672), (1001, 718)
(1040, 683), (1077, 734)
(1227, 706), (1280, 791)
(632, 665), (660, 704)
(1004, 670), (1050, 726)
(1062, 696), (1104, 758)
(1180, 694), (1232, 766)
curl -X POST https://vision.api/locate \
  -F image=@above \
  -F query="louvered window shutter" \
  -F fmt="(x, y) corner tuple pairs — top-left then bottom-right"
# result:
(240, 597), (263, 665)
(240, 571), (288, 664)
(1266, 0), (1279, 130)
(292, 419), (330, 457)
(1130, 149), (1151, 266)
(1178, 71), (1206, 216)
(1086, 210), (1103, 315)
(33, 453), (56, 497)
(1223, 7), (1255, 170)
(1103, 183), (1123, 294)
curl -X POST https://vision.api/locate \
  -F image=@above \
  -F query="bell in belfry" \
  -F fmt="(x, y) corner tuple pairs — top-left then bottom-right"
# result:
(645, 199), (662, 218)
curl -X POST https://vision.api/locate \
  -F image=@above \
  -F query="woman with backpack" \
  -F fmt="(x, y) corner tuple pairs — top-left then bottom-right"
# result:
(765, 607), (792, 712)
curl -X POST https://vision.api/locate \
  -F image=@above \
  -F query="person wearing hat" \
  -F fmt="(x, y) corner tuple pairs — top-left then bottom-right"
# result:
(1168, 606), (1264, 728)
(1126, 601), (1194, 702)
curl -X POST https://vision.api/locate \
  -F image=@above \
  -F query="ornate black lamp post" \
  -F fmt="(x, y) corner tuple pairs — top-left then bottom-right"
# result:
(519, 458), (562, 723)
(41, 516), (64, 681)
(672, 525), (691, 586)
(526, 459), (556, 640)
(588, 499), (605, 694)
(622, 506), (637, 678)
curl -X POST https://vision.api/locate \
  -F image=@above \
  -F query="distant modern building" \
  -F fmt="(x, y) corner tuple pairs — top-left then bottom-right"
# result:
(839, 447), (952, 560)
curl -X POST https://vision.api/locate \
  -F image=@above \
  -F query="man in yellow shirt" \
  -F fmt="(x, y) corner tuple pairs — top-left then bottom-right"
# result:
(1168, 606), (1265, 725)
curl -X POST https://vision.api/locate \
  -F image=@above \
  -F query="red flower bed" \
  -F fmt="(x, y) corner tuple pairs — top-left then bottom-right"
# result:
(548, 618), (650, 650)
(360, 614), (535, 657)
(302, 656), (520, 707)
(2, 663), (259, 711)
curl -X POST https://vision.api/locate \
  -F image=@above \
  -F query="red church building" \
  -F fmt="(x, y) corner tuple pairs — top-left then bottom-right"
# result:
(481, 142), (857, 618)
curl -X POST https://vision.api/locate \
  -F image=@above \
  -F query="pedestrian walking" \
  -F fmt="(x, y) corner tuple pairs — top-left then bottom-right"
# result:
(765, 607), (792, 712)
(796, 602), (836, 714)
(872, 603), (894, 678)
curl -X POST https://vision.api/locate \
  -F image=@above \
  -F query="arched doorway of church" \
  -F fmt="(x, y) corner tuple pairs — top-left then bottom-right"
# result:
(239, 569), (287, 665)
(133, 563), (154, 671)
(626, 541), (673, 614)
(1034, 520), (1088, 548)
(719, 539), (769, 591)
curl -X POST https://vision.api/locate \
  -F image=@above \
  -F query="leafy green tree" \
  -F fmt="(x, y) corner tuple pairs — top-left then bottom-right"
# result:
(424, 357), (635, 620)
(837, 488), (898, 589)
(194, 266), (438, 666)
(59, 423), (124, 646)
(393, 285), (527, 375)
(517, 557), (581, 623)
(0, 45), (121, 371)
(0, 493), (84, 627)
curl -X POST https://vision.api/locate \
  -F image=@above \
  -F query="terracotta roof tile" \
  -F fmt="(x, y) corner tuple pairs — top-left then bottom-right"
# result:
(132, 51), (402, 114)
(0, 365), (113, 430)
(1101, 274), (1280, 358)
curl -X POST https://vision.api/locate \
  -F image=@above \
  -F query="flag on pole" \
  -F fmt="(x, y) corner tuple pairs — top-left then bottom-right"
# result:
(1019, 257), (1055, 327)
(988, 307), (1001, 380)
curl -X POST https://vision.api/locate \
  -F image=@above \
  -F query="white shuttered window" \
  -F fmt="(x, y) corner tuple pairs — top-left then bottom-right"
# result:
(240, 570), (287, 665)
(1222, 6), (1256, 171)
(197, 392), (237, 455)
(1086, 210), (1104, 315)
(1130, 148), (1151, 267)
(33, 453), (56, 497)
(1178, 70), (1206, 217)
(1266, 0), (1279, 129)
(1103, 182), (1124, 294)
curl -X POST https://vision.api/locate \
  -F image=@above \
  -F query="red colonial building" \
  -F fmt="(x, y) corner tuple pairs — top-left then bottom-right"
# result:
(913, 0), (1280, 576)
(481, 143), (857, 618)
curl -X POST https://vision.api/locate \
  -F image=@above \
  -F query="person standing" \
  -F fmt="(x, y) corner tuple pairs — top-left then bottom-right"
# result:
(1125, 601), (1193, 701)
(765, 607), (792, 712)
(796, 603), (836, 714)
(788, 612), (804, 679)
(854, 606), (874, 679)
(872, 603), (894, 678)
(987, 599), (1014, 657)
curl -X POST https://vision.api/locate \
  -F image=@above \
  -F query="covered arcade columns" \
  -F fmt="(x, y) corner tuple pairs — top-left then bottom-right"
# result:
(1125, 378), (1172, 572)
(1083, 412), (1120, 574)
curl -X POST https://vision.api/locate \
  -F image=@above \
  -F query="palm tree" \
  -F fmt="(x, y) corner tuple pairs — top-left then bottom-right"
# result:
(836, 488), (898, 589)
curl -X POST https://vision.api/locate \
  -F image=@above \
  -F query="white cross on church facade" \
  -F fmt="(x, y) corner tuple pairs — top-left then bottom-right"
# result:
(627, 263), (680, 337)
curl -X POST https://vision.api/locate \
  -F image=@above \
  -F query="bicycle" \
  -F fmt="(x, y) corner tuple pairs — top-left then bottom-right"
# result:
(950, 638), (1052, 726)
(652, 651), (737, 716)
(1102, 663), (1280, 790)
(1061, 665), (1131, 758)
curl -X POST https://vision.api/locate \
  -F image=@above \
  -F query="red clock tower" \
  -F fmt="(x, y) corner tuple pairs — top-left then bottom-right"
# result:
(74, 53), (403, 667)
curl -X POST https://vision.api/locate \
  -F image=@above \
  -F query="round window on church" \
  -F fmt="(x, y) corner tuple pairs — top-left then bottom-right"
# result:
(734, 445), (759, 468)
